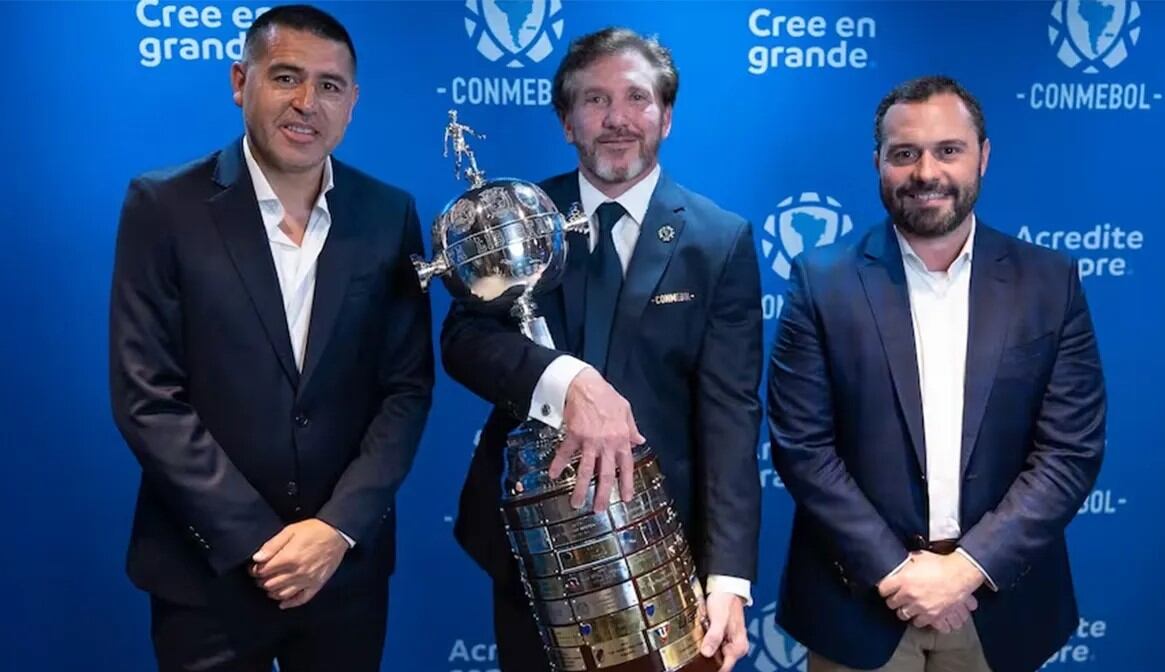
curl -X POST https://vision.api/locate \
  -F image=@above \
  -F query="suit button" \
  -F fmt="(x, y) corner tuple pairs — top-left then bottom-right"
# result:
(294, 413), (309, 428)
(286, 481), (298, 496)
(910, 534), (928, 550)
(541, 404), (551, 417)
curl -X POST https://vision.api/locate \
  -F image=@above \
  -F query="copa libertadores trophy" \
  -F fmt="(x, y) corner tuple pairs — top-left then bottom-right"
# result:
(413, 110), (719, 672)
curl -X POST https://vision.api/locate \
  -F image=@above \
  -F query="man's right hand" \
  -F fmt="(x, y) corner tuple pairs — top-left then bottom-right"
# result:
(547, 367), (645, 512)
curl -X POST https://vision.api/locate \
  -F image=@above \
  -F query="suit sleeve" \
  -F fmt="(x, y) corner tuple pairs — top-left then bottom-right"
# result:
(694, 221), (764, 581)
(109, 178), (284, 575)
(957, 261), (1106, 589)
(440, 291), (565, 422)
(317, 196), (435, 543)
(768, 257), (908, 590)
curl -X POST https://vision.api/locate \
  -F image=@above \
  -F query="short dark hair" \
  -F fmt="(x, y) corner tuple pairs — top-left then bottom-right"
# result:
(243, 4), (357, 74)
(551, 27), (678, 118)
(873, 75), (986, 153)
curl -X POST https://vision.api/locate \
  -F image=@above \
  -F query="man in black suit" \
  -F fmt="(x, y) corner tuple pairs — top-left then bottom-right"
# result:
(442, 28), (763, 672)
(109, 5), (433, 670)
(768, 76), (1106, 672)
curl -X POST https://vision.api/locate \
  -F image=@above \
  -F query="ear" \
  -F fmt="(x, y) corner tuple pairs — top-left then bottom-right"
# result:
(660, 105), (673, 140)
(348, 83), (360, 125)
(561, 113), (575, 144)
(872, 149), (880, 173)
(979, 138), (991, 177)
(230, 62), (247, 108)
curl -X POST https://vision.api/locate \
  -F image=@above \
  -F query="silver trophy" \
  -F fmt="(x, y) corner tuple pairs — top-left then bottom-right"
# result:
(413, 111), (717, 672)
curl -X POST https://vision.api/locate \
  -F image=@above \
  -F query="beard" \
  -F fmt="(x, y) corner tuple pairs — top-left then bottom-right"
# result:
(576, 129), (661, 185)
(880, 174), (980, 239)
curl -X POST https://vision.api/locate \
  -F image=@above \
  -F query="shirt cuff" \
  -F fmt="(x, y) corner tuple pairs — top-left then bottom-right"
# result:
(528, 355), (590, 430)
(706, 575), (752, 607)
(338, 529), (355, 549)
(955, 547), (998, 591)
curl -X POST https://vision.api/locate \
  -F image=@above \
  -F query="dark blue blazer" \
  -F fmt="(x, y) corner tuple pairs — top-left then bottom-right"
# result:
(443, 170), (764, 590)
(768, 221), (1106, 672)
(109, 139), (433, 630)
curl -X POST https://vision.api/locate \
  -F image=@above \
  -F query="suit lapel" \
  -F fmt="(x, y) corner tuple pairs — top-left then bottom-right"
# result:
(299, 164), (360, 392)
(208, 140), (299, 388)
(857, 222), (926, 472)
(605, 173), (686, 382)
(961, 224), (1014, 474)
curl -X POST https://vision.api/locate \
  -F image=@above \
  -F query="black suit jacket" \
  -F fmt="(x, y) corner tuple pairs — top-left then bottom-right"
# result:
(768, 221), (1106, 672)
(109, 139), (433, 624)
(443, 170), (763, 591)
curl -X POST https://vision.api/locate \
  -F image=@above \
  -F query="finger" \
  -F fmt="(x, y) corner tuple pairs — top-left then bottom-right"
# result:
(570, 445), (598, 509)
(549, 434), (579, 480)
(911, 612), (935, 629)
(269, 583), (304, 601)
(718, 647), (737, 672)
(592, 447), (616, 513)
(260, 572), (299, 592)
(878, 576), (902, 598)
(885, 591), (910, 610)
(964, 594), (979, 611)
(700, 613), (727, 658)
(627, 411), (646, 446)
(950, 603), (972, 630)
(252, 528), (294, 563)
(929, 616), (952, 634)
(718, 617), (749, 672)
(895, 606), (912, 622)
(617, 441), (635, 503)
(279, 587), (315, 610)
(254, 552), (299, 579)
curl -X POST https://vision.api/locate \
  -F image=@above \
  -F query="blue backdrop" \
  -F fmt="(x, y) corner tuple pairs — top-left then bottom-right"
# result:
(1, 1), (1161, 670)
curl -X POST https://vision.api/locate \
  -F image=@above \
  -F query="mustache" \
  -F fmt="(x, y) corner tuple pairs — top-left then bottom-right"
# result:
(596, 130), (643, 142)
(897, 180), (958, 198)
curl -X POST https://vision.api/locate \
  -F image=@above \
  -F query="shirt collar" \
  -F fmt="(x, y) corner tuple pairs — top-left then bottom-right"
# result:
(577, 163), (661, 227)
(243, 135), (334, 237)
(895, 214), (976, 274)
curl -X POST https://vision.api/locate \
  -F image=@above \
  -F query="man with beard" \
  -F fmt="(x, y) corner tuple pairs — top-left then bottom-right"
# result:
(767, 76), (1106, 672)
(442, 27), (763, 672)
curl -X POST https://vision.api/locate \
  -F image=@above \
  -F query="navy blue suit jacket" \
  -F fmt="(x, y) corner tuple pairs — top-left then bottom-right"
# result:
(109, 139), (433, 628)
(768, 221), (1105, 672)
(443, 170), (763, 590)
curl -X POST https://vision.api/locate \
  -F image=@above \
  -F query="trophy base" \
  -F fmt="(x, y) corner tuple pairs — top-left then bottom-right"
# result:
(546, 648), (723, 672)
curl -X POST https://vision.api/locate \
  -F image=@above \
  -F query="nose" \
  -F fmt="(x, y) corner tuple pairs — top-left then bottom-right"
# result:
(912, 151), (940, 183)
(292, 82), (317, 114)
(603, 100), (629, 129)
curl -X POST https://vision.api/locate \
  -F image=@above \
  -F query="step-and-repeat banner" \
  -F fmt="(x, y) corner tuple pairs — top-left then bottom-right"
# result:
(1, 1), (1161, 670)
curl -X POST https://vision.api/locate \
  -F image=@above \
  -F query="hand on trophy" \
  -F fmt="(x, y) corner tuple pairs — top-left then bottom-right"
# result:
(701, 592), (749, 671)
(548, 367), (645, 512)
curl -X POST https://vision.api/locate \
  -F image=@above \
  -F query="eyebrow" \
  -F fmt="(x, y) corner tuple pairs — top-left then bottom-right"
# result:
(268, 61), (350, 88)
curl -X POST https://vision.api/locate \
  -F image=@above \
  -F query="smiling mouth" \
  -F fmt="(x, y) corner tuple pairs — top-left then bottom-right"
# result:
(905, 191), (952, 203)
(281, 123), (319, 141)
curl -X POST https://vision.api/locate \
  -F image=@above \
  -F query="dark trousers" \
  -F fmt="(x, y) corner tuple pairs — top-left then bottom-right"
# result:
(492, 580), (551, 672)
(150, 588), (388, 672)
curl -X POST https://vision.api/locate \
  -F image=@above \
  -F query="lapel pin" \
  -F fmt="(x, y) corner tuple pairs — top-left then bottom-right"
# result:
(657, 225), (676, 243)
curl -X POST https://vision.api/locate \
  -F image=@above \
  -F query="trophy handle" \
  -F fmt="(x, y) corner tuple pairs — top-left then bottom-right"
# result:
(410, 253), (450, 291)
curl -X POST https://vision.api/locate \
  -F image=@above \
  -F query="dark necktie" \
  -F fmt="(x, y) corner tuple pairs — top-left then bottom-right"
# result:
(582, 201), (627, 373)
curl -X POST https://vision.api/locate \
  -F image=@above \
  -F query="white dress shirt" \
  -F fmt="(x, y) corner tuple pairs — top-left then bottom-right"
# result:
(893, 217), (995, 589)
(528, 165), (752, 604)
(242, 137), (354, 548)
